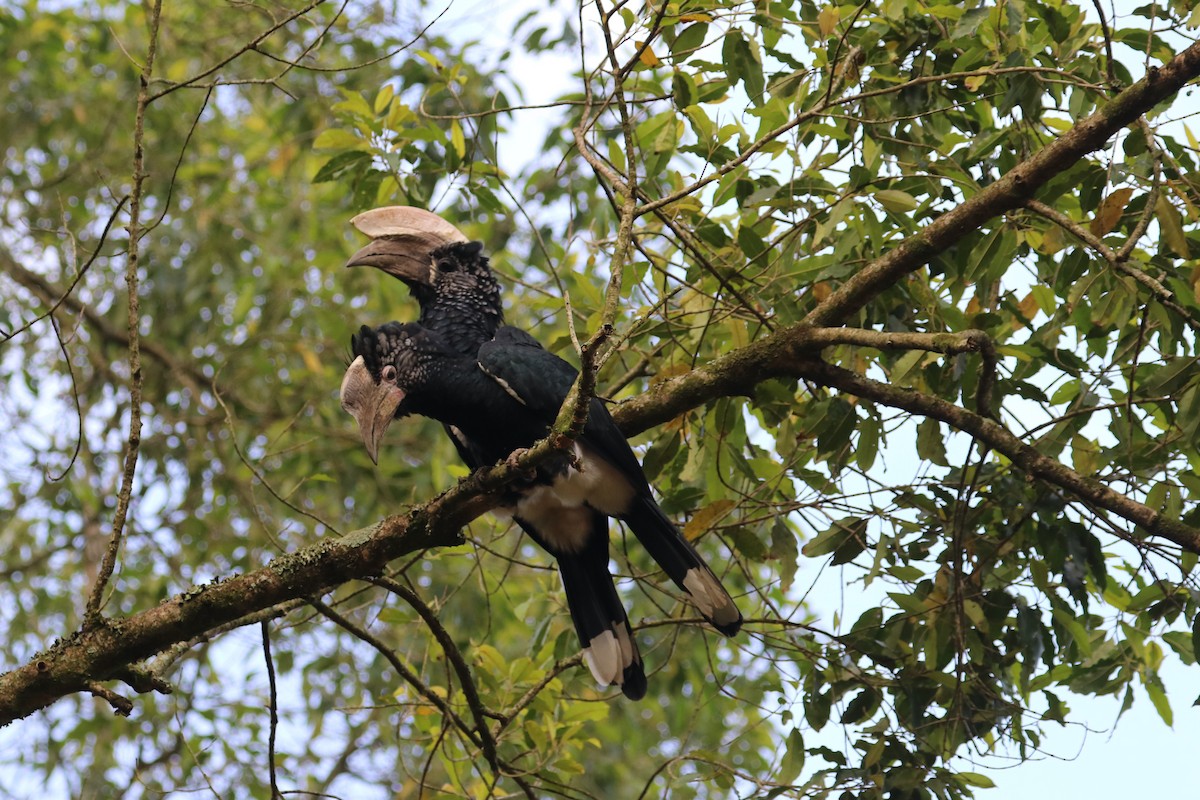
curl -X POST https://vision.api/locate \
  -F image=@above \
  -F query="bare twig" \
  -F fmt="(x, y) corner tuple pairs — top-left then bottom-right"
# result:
(85, 681), (134, 717)
(1, 197), (129, 345)
(261, 622), (282, 800)
(84, 0), (164, 627)
(147, 0), (325, 101)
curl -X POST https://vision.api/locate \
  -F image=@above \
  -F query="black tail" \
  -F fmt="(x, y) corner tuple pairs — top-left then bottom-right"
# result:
(621, 496), (742, 637)
(556, 542), (647, 700)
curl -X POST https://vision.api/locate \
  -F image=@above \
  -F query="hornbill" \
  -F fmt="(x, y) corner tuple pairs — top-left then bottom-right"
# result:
(340, 209), (743, 698)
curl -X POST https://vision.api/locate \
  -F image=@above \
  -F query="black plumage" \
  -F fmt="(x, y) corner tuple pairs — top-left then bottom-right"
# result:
(340, 207), (743, 698)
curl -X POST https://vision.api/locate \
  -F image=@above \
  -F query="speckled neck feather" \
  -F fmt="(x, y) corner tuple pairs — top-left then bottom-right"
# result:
(413, 241), (504, 357)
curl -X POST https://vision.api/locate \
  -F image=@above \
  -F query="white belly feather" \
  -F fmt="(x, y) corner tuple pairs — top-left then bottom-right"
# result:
(511, 443), (636, 554)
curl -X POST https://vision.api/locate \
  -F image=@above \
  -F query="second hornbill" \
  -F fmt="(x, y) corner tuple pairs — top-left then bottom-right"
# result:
(340, 208), (743, 699)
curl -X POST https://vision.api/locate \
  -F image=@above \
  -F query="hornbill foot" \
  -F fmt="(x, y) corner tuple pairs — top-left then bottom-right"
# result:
(505, 448), (536, 480)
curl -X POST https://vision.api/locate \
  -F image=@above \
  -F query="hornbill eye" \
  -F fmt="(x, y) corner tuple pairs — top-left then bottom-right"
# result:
(436, 258), (457, 272)
(381, 365), (397, 383)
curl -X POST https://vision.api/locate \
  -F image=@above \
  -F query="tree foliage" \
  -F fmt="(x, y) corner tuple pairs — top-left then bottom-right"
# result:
(2, 0), (1200, 797)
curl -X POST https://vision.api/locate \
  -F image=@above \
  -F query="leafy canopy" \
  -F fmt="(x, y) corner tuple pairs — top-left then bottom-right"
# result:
(1, 0), (1200, 798)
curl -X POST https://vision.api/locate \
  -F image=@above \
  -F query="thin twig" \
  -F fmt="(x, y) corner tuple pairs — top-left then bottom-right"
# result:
(261, 621), (282, 800)
(1, 196), (129, 345)
(147, 0), (324, 101)
(85, 681), (134, 716)
(83, 0), (164, 627)
(307, 597), (537, 799)
(1025, 199), (1200, 332)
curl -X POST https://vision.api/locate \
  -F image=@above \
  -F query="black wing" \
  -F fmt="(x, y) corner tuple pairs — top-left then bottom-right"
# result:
(476, 329), (742, 636)
(477, 327), (652, 495)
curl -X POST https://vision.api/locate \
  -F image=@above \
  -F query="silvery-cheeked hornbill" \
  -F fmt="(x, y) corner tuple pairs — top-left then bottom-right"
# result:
(339, 207), (742, 699)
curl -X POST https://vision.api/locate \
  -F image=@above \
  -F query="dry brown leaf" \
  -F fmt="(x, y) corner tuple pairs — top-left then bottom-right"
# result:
(1089, 187), (1134, 237)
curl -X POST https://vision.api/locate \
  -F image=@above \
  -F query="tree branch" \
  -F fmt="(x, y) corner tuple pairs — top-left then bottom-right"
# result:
(0, 247), (210, 396)
(794, 358), (1200, 553)
(1025, 198), (1200, 332)
(804, 39), (1200, 328)
(83, 0), (163, 627)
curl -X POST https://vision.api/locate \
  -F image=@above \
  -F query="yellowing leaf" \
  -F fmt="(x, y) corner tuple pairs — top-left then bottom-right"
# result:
(635, 41), (661, 67)
(332, 91), (374, 119)
(684, 499), (737, 540)
(1044, 116), (1073, 133)
(959, 773), (996, 789)
(1041, 224), (1066, 254)
(729, 318), (749, 349)
(450, 118), (466, 158)
(1184, 122), (1199, 155)
(386, 101), (415, 130)
(964, 74), (986, 91)
(1015, 291), (1039, 327)
(312, 128), (365, 151)
(373, 83), (395, 114)
(818, 5), (840, 36)
(297, 346), (322, 374)
(1072, 435), (1098, 475)
(1089, 187), (1134, 237)
(679, 12), (713, 22)
(415, 49), (442, 70)
(269, 141), (297, 178)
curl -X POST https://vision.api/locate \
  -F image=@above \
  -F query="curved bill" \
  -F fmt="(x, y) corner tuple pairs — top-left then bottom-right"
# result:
(340, 356), (404, 464)
(345, 206), (469, 286)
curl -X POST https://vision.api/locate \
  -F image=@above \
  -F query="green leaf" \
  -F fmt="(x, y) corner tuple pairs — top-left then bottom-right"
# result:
(1145, 672), (1174, 726)
(874, 189), (919, 213)
(721, 29), (764, 103)
(776, 728), (805, 784)
(958, 772), (996, 789)
(771, 519), (800, 591)
(332, 91), (375, 120)
(671, 22), (708, 59)
(727, 527), (768, 561)
(313, 150), (370, 183)
(916, 418), (949, 466)
(672, 69), (694, 109)
(312, 128), (366, 151)
(802, 517), (867, 566)
(953, 7), (991, 38)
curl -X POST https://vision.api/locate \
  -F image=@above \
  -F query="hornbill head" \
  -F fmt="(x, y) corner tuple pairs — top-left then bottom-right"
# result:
(340, 322), (445, 464)
(345, 206), (504, 355)
(344, 205), (469, 289)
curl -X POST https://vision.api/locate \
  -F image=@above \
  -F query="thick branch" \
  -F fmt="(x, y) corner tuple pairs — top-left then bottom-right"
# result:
(6, 310), (1199, 720)
(0, 412), (613, 725)
(0, 475), (489, 725)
